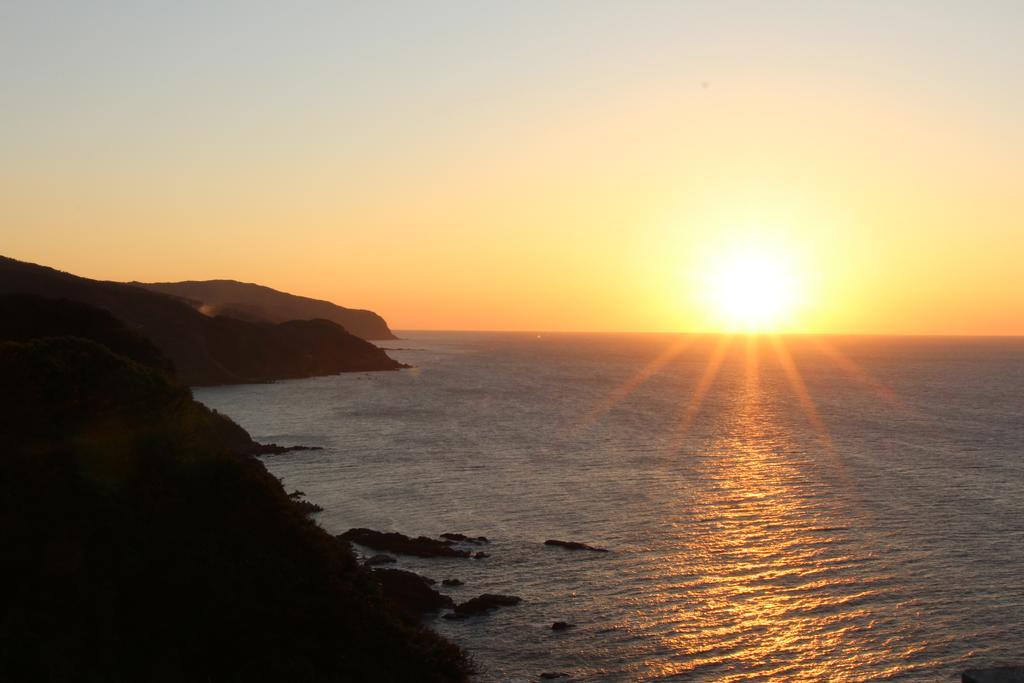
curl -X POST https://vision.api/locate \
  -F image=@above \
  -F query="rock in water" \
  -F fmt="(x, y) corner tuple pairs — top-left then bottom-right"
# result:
(339, 528), (471, 558)
(372, 568), (453, 617)
(443, 594), (522, 619)
(551, 621), (574, 631)
(962, 667), (1024, 683)
(544, 539), (608, 552)
(441, 579), (464, 587)
(440, 532), (489, 544)
(364, 554), (396, 566)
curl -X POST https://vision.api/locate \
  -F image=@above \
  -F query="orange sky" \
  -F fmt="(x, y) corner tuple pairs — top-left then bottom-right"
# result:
(3, 3), (1022, 334)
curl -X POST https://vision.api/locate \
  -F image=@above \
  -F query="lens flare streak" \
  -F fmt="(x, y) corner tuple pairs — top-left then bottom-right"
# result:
(676, 334), (734, 438)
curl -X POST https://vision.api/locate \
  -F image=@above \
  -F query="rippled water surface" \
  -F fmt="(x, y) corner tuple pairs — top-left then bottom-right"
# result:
(195, 333), (1024, 681)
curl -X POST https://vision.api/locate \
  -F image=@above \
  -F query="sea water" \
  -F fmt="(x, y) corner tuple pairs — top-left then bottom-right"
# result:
(195, 332), (1024, 681)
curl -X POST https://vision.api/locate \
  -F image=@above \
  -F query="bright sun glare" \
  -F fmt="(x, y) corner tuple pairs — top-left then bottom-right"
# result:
(706, 247), (799, 332)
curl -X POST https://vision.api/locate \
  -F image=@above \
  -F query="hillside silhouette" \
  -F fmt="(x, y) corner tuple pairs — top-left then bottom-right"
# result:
(138, 279), (397, 340)
(0, 257), (403, 385)
(0, 293), (470, 682)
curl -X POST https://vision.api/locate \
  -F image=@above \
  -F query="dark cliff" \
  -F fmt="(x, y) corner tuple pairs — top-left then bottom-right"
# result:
(138, 279), (397, 340)
(0, 257), (403, 385)
(0, 294), (470, 682)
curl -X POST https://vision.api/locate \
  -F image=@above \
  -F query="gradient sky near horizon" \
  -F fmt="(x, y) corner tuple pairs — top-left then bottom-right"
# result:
(2, 2), (1022, 334)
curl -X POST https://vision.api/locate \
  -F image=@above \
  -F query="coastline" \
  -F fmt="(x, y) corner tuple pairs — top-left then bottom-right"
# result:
(0, 295), (471, 681)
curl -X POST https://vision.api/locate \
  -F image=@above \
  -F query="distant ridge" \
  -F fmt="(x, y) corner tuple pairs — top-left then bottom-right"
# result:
(0, 256), (404, 385)
(137, 279), (397, 340)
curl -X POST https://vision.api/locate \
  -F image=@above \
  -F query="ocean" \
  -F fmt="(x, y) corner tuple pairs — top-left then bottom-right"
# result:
(194, 332), (1024, 681)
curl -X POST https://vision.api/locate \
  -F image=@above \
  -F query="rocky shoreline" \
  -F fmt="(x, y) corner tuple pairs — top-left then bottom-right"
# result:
(338, 526), (614, 680)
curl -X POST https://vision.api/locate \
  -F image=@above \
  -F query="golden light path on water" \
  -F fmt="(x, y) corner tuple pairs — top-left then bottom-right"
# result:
(652, 341), (890, 679)
(594, 333), (928, 679)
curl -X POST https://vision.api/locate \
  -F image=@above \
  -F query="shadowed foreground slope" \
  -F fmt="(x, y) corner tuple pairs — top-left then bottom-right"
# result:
(0, 295), (469, 682)
(0, 256), (403, 385)
(138, 279), (397, 340)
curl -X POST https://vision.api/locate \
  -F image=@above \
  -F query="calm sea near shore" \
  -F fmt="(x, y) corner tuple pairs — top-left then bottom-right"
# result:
(195, 332), (1024, 681)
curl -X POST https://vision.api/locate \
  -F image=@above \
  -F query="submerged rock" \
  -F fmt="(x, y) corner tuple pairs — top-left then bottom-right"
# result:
(364, 554), (397, 566)
(544, 539), (608, 553)
(444, 593), (522, 619)
(339, 528), (471, 558)
(473, 551), (489, 559)
(372, 568), (453, 617)
(962, 667), (1024, 683)
(440, 532), (489, 544)
(441, 579), (464, 587)
(551, 621), (574, 631)
(254, 443), (323, 455)
(539, 674), (570, 680)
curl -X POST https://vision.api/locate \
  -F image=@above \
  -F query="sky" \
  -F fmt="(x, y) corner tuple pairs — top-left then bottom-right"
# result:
(2, 1), (1022, 334)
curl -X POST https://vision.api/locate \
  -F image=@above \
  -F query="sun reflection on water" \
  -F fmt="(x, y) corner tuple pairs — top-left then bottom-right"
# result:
(631, 340), (921, 680)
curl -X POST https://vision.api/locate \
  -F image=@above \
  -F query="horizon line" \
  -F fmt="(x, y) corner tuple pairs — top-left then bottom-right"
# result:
(390, 329), (1024, 339)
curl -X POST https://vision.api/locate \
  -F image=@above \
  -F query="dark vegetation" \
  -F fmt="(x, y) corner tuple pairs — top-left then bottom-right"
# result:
(0, 256), (404, 385)
(0, 293), (172, 372)
(288, 491), (324, 515)
(137, 279), (397, 340)
(0, 294), (470, 682)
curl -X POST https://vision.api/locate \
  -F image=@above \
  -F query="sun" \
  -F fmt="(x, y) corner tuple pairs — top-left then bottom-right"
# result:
(705, 246), (800, 332)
